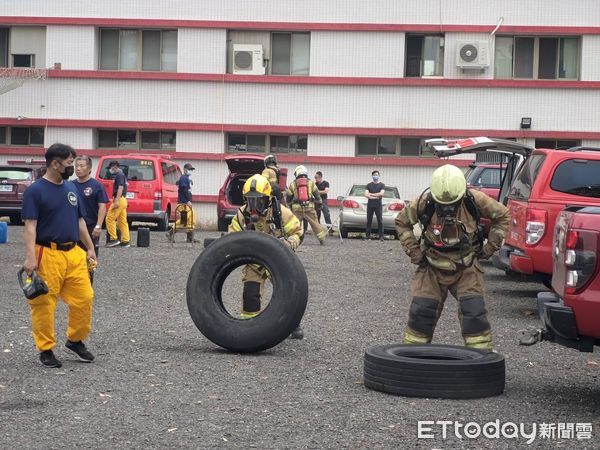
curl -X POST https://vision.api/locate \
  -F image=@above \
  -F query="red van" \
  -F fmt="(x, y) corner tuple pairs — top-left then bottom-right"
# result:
(217, 155), (287, 231)
(96, 154), (181, 231)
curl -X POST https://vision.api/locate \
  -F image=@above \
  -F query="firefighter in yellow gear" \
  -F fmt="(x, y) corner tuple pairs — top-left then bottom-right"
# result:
(261, 154), (284, 202)
(229, 174), (305, 338)
(21, 143), (97, 368)
(286, 165), (326, 245)
(395, 164), (509, 351)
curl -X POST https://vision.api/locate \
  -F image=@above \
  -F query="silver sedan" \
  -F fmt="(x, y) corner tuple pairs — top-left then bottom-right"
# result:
(337, 184), (405, 239)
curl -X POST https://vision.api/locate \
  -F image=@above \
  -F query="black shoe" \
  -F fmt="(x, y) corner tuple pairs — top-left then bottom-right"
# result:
(106, 239), (120, 247)
(379, 237), (384, 241)
(289, 326), (304, 340)
(118, 241), (130, 248)
(65, 340), (95, 362)
(39, 350), (62, 368)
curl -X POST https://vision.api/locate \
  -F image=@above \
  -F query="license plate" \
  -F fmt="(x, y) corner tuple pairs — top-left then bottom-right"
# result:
(0, 185), (13, 192)
(125, 192), (135, 199)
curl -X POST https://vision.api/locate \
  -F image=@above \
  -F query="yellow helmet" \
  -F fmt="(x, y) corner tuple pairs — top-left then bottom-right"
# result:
(430, 164), (467, 205)
(243, 174), (272, 214)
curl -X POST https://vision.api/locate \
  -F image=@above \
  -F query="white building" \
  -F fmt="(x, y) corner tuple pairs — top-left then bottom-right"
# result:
(1, 1), (600, 227)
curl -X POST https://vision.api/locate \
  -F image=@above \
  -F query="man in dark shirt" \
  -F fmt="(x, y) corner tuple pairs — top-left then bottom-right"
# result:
(314, 171), (332, 232)
(22, 143), (97, 368)
(105, 160), (130, 247)
(167, 163), (195, 242)
(364, 170), (386, 241)
(73, 155), (109, 258)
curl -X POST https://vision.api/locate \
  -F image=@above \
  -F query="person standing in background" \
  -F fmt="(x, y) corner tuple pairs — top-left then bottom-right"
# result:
(364, 170), (385, 241)
(105, 160), (130, 248)
(314, 171), (332, 233)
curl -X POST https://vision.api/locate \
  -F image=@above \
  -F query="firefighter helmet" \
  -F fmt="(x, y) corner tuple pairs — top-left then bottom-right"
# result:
(243, 174), (272, 215)
(294, 165), (308, 179)
(430, 164), (467, 205)
(264, 154), (277, 168)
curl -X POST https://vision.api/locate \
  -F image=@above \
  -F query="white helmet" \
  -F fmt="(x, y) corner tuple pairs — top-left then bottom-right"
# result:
(294, 165), (308, 178)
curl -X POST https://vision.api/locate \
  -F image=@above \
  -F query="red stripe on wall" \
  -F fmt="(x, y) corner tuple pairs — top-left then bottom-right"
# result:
(1, 117), (598, 140)
(0, 146), (473, 167)
(41, 69), (600, 90)
(2, 16), (600, 35)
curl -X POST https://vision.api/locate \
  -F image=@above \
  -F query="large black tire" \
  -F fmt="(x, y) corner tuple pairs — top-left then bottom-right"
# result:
(187, 231), (309, 352)
(364, 344), (505, 399)
(217, 217), (230, 232)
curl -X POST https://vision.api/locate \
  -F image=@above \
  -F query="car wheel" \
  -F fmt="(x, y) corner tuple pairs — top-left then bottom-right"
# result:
(394, 231), (400, 240)
(187, 231), (309, 353)
(156, 211), (169, 232)
(9, 214), (23, 225)
(217, 217), (229, 232)
(340, 225), (348, 238)
(364, 344), (505, 399)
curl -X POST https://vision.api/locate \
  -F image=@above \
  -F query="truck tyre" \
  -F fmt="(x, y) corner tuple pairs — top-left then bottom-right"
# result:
(217, 218), (229, 232)
(364, 344), (505, 399)
(156, 211), (169, 231)
(187, 231), (309, 352)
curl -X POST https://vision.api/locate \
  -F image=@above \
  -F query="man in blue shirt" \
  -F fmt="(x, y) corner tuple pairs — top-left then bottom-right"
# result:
(167, 163), (195, 242)
(73, 155), (109, 258)
(22, 143), (97, 368)
(105, 160), (130, 247)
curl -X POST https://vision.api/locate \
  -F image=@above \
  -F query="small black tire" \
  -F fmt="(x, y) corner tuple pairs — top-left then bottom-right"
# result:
(9, 214), (23, 225)
(340, 226), (348, 238)
(217, 218), (230, 232)
(364, 344), (505, 399)
(156, 211), (169, 232)
(187, 231), (309, 353)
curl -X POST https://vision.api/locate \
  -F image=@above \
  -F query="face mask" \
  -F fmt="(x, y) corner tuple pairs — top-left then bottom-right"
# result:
(372, 176), (380, 182)
(435, 202), (460, 223)
(61, 165), (74, 180)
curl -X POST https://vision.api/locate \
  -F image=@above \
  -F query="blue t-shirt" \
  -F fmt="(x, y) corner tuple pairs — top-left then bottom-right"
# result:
(73, 178), (109, 227)
(177, 174), (193, 203)
(22, 178), (83, 243)
(112, 171), (127, 197)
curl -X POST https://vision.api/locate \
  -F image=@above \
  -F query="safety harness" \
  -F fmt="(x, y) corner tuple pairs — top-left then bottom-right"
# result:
(417, 189), (485, 250)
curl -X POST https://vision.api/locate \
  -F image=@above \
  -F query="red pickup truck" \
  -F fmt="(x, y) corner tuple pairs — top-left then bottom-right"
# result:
(520, 206), (600, 352)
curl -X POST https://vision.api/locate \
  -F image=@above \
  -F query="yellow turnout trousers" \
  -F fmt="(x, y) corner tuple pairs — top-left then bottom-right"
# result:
(29, 245), (94, 351)
(106, 197), (130, 242)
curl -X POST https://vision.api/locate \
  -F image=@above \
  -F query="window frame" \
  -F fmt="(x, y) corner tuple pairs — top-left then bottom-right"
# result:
(494, 35), (580, 80)
(0, 27), (8, 68)
(270, 32), (311, 76)
(404, 33), (445, 78)
(97, 129), (176, 150)
(355, 136), (430, 157)
(226, 133), (308, 154)
(99, 28), (177, 72)
(2, 126), (45, 147)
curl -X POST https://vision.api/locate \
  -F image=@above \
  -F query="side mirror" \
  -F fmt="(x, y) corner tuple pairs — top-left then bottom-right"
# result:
(336, 196), (344, 202)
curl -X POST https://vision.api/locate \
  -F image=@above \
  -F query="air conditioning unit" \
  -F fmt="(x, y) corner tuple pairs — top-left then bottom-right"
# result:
(456, 41), (490, 68)
(233, 44), (265, 75)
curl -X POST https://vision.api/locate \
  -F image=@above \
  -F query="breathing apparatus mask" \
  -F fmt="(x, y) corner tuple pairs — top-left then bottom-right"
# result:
(435, 201), (461, 224)
(246, 194), (270, 221)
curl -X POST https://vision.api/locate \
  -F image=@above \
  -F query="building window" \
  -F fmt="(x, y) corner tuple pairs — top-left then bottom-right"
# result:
(0, 28), (8, 67)
(535, 139), (581, 149)
(495, 36), (579, 80)
(100, 29), (177, 71)
(97, 129), (176, 150)
(12, 54), (34, 68)
(271, 33), (310, 75)
(5, 127), (44, 146)
(226, 133), (307, 153)
(356, 136), (427, 156)
(405, 34), (444, 77)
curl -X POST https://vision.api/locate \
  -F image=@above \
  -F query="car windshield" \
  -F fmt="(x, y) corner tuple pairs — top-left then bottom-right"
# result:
(550, 159), (600, 198)
(99, 159), (156, 181)
(349, 185), (400, 198)
(0, 168), (32, 181)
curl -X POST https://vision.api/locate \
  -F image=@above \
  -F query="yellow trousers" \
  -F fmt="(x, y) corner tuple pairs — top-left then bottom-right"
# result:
(106, 197), (130, 243)
(29, 245), (94, 351)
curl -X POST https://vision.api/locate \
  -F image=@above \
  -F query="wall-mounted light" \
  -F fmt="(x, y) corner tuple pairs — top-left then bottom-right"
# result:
(520, 117), (532, 129)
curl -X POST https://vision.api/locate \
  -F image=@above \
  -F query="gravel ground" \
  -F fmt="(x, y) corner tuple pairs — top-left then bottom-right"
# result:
(1, 226), (599, 449)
